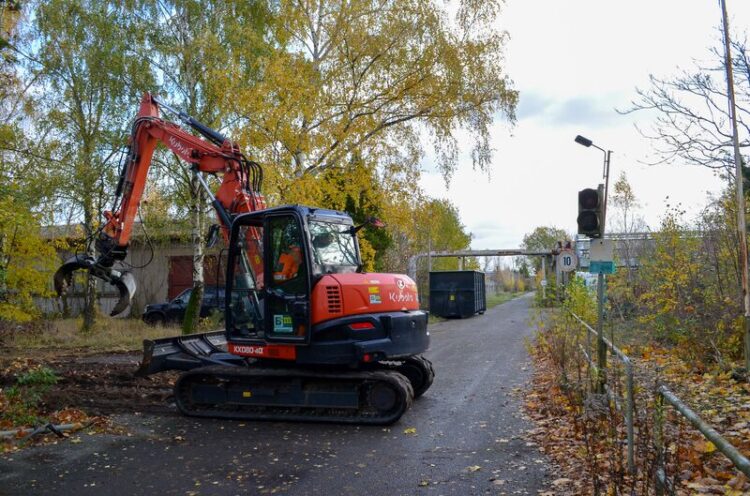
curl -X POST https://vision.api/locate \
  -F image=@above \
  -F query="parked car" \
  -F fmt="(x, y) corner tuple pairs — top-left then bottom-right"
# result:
(142, 286), (225, 325)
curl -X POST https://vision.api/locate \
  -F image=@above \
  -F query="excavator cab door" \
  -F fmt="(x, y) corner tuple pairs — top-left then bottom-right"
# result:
(263, 213), (311, 343)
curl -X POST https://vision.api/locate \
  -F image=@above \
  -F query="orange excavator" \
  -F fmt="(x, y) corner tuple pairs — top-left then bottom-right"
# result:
(54, 93), (433, 424)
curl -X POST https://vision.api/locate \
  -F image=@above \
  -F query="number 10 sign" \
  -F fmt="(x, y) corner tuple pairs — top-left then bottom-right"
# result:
(558, 249), (578, 273)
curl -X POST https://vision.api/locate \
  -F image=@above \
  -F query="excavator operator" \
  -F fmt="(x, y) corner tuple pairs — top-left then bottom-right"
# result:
(274, 244), (302, 282)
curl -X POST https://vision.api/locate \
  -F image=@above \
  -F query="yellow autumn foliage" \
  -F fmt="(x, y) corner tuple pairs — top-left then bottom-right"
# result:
(0, 196), (57, 322)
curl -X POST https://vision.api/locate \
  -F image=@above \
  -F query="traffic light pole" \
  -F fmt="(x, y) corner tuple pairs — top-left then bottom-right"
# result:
(596, 272), (606, 391)
(576, 135), (612, 394)
(596, 149), (611, 394)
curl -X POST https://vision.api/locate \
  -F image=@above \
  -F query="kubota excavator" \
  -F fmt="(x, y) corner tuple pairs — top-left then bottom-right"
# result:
(54, 93), (433, 424)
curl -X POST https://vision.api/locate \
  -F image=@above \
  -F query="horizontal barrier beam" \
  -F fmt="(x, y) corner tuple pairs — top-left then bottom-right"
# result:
(657, 385), (750, 479)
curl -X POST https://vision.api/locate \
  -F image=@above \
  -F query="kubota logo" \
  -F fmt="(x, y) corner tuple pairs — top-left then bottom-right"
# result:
(389, 291), (415, 303)
(168, 136), (190, 156)
(396, 279), (405, 290)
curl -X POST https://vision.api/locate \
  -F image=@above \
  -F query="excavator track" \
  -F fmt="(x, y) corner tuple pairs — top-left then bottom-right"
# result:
(174, 365), (414, 425)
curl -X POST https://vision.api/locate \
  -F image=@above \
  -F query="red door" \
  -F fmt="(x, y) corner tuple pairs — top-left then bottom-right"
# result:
(168, 255), (226, 300)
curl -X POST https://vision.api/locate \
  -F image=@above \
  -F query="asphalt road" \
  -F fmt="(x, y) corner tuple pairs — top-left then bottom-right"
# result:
(0, 294), (551, 496)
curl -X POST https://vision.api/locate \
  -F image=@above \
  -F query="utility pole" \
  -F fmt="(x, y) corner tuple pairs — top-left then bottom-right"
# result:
(576, 134), (612, 394)
(719, 0), (750, 374)
(597, 150), (611, 394)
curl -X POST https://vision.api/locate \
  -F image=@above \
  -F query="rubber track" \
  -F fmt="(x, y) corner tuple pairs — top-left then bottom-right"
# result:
(174, 365), (414, 425)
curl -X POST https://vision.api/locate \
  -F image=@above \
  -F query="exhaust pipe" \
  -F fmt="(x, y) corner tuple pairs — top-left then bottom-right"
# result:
(54, 254), (136, 316)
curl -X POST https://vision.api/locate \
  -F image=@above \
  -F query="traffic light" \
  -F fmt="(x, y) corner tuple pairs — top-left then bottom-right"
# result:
(577, 184), (604, 238)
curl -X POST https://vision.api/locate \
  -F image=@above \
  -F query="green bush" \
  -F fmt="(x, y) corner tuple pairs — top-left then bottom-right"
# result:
(2, 366), (59, 426)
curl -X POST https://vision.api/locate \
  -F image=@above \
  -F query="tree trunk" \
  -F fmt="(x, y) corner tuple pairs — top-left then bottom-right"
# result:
(61, 291), (70, 318)
(81, 205), (97, 333)
(182, 170), (206, 335)
(0, 233), (8, 301)
(81, 271), (97, 332)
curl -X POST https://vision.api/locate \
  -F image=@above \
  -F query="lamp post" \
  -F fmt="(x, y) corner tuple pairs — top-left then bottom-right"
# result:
(575, 134), (612, 394)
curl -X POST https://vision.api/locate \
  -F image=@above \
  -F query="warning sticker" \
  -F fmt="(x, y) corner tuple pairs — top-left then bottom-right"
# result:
(368, 286), (380, 294)
(369, 294), (382, 304)
(273, 314), (294, 333)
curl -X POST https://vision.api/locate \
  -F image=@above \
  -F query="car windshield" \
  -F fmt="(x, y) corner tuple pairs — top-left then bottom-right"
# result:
(172, 287), (224, 304)
(309, 220), (359, 272)
(172, 289), (191, 303)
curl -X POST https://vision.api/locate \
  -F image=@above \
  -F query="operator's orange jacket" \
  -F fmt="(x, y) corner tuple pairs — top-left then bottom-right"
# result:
(274, 246), (301, 281)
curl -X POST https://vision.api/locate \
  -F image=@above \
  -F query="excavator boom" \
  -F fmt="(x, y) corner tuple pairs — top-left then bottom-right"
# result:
(54, 93), (264, 315)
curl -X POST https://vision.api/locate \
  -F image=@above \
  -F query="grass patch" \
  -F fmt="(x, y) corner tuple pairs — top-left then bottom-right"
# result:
(486, 291), (525, 309)
(2, 318), (187, 354)
(428, 313), (445, 325)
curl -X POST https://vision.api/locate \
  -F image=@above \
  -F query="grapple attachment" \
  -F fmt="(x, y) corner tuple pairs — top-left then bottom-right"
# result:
(53, 254), (136, 316)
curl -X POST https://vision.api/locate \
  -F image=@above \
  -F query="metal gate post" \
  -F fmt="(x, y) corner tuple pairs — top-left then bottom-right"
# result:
(596, 272), (607, 393)
(654, 387), (665, 496)
(625, 359), (635, 474)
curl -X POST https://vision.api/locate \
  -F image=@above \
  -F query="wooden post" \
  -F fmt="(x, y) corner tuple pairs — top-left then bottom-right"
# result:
(719, 0), (750, 376)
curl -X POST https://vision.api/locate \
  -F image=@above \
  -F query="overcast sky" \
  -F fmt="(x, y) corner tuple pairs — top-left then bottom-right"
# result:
(420, 0), (750, 249)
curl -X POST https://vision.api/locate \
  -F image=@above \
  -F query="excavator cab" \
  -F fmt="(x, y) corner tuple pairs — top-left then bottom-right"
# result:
(225, 205), (360, 347)
(136, 205), (372, 375)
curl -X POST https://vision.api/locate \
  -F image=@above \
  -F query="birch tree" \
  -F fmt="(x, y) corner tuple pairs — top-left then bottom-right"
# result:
(233, 0), (517, 203)
(139, 0), (273, 333)
(12, 0), (152, 331)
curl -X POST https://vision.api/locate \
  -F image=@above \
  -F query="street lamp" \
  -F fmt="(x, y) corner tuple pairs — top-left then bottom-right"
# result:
(575, 134), (613, 394)
(575, 135), (612, 226)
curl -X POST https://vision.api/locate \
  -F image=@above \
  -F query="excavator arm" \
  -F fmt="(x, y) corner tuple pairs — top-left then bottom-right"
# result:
(54, 92), (265, 316)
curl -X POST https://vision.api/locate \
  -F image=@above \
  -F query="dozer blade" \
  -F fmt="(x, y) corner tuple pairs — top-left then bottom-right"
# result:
(53, 254), (136, 317)
(135, 331), (246, 377)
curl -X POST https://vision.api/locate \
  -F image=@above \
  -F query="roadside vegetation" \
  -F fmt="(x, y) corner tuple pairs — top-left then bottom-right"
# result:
(0, 356), (127, 453)
(0, 364), (105, 456)
(528, 287), (750, 495)
(525, 173), (750, 493)
(2, 366), (59, 427)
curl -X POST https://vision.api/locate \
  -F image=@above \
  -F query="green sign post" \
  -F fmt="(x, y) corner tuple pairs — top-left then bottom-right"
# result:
(589, 260), (615, 275)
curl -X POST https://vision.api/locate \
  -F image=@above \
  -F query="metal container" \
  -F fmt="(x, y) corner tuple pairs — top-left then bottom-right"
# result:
(428, 271), (486, 318)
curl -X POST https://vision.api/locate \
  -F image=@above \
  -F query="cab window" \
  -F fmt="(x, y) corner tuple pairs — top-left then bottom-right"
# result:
(228, 224), (265, 336)
(268, 216), (307, 294)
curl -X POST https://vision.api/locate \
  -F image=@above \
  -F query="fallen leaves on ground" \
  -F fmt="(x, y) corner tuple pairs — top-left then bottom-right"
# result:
(1, 356), (132, 453)
(524, 338), (750, 495)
